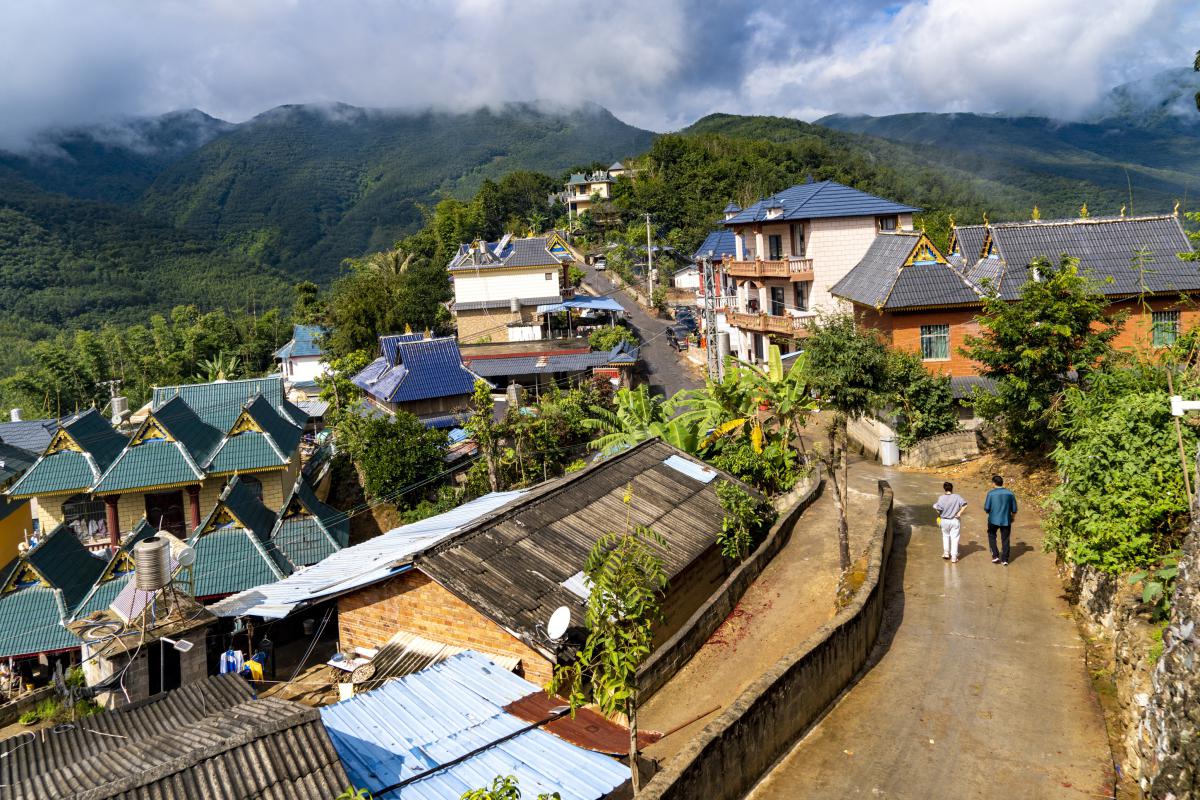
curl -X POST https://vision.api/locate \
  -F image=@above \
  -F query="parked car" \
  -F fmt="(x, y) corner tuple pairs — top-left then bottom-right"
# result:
(666, 325), (690, 351)
(674, 315), (699, 334)
(593, 255), (607, 270)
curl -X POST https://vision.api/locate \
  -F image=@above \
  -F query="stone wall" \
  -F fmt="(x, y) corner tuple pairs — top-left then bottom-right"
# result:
(846, 415), (895, 461)
(0, 685), (56, 727)
(1140, 505), (1200, 798)
(639, 480), (895, 800)
(636, 468), (823, 700)
(901, 430), (981, 468)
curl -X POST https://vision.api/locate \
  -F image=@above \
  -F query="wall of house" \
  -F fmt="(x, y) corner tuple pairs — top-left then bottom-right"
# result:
(337, 569), (554, 686)
(656, 545), (729, 648)
(287, 356), (327, 383)
(858, 306), (983, 377)
(86, 627), (210, 710)
(456, 307), (541, 344)
(0, 500), (32, 562)
(807, 216), (893, 312)
(453, 268), (561, 305)
(1108, 297), (1200, 353)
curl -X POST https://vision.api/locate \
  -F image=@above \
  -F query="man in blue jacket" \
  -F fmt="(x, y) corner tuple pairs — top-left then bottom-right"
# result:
(984, 474), (1018, 565)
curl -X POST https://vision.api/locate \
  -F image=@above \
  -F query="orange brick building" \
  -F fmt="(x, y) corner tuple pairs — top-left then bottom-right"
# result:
(833, 215), (1199, 382)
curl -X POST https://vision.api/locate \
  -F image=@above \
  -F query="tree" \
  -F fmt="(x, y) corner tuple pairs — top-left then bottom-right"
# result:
(334, 411), (448, 503)
(588, 325), (637, 352)
(583, 385), (698, 456)
(715, 480), (776, 561)
(292, 281), (326, 324)
(803, 313), (891, 570)
(317, 350), (372, 421)
(465, 380), (502, 492)
(461, 775), (561, 800)
(962, 255), (1123, 452)
(548, 489), (667, 795)
(884, 349), (958, 448)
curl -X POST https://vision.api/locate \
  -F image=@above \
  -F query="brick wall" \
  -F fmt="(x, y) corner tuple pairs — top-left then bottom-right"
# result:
(337, 569), (554, 686)
(456, 307), (539, 344)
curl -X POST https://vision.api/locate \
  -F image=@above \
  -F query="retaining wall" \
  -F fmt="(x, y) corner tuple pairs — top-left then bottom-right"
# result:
(640, 480), (895, 800)
(901, 430), (981, 468)
(637, 468), (823, 700)
(845, 416), (895, 461)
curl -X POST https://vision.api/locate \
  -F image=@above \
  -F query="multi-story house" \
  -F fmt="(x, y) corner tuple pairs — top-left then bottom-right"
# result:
(831, 213), (1199, 385)
(274, 324), (329, 400)
(6, 376), (306, 549)
(448, 232), (577, 344)
(559, 163), (625, 218)
(352, 333), (486, 426)
(719, 179), (919, 361)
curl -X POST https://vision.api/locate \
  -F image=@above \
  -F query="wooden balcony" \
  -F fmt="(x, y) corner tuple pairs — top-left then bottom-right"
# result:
(726, 257), (814, 281)
(726, 311), (810, 337)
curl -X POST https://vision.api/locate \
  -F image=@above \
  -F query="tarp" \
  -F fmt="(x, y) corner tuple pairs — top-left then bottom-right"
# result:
(535, 295), (625, 314)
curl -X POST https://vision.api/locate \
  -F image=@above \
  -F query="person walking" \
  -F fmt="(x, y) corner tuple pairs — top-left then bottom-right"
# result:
(984, 474), (1018, 565)
(933, 482), (967, 563)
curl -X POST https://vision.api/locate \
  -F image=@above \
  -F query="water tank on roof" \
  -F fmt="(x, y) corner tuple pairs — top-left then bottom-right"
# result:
(133, 536), (172, 592)
(9, 408), (21, 422)
(510, 297), (520, 313)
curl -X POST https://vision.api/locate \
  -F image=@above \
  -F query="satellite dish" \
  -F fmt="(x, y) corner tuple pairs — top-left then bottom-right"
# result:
(547, 606), (571, 641)
(175, 545), (196, 568)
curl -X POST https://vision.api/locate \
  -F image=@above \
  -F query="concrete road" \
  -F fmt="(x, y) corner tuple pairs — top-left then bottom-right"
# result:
(581, 265), (701, 399)
(746, 462), (1114, 800)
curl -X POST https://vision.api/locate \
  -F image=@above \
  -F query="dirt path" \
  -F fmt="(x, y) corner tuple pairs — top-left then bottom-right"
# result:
(639, 484), (877, 761)
(745, 461), (1113, 800)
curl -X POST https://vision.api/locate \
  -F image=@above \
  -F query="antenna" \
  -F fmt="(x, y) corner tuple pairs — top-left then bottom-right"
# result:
(546, 606), (570, 641)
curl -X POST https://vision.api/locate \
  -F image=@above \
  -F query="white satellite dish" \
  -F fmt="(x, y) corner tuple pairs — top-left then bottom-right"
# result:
(547, 606), (571, 641)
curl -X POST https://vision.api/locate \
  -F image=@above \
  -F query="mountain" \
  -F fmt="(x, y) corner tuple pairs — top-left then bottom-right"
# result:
(817, 73), (1200, 219)
(137, 102), (654, 278)
(1086, 67), (1200, 131)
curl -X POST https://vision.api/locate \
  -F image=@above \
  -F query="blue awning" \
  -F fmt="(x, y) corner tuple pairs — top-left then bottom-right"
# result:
(536, 295), (625, 314)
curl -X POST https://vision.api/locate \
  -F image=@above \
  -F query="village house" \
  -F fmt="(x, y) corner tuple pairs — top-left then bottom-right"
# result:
(0, 672), (350, 799)
(213, 440), (758, 688)
(832, 213), (1200, 379)
(558, 163), (625, 218)
(351, 333), (487, 426)
(274, 323), (329, 402)
(0, 416), (52, 563)
(720, 178), (919, 362)
(449, 232), (578, 344)
(5, 376), (307, 548)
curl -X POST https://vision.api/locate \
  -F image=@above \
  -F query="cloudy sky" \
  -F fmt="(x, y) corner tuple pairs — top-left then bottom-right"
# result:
(1, 0), (1197, 147)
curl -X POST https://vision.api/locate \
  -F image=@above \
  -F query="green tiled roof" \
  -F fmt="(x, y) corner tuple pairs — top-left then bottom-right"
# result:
(64, 408), (128, 468)
(190, 530), (286, 598)
(273, 518), (339, 567)
(224, 476), (278, 539)
(93, 440), (202, 494)
(152, 375), (299, 431)
(7, 451), (96, 498)
(0, 585), (76, 658)
(26, 525), (108, 610)
(206, 432), (286, 474)
(246, 395), (303, 457)
(72, 574), (130, 619)
(154, 396), (224, 463)
(291, 478), (348, 547)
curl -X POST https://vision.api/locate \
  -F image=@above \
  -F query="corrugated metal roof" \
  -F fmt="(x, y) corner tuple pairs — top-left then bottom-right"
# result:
(535, 295), (625, 314)
(0, 675), (349, 800)
(418, 440), (757, 656)
(354, 630), (521, 692)
(467, 345), (638, 378)
(209, 490), (526, 618)
(724, 180), (919, 225)
(320, 651), (628, 799)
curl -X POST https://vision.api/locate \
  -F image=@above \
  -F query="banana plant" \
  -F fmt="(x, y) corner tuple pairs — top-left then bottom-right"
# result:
(582, 385), (699, 456)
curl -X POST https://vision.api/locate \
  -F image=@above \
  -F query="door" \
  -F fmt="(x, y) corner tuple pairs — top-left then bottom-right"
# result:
(148, 638), (182, 696)
(144, 490), (185, 536)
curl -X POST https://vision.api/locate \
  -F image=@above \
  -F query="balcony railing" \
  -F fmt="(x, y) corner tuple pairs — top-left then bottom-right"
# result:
(726, 257), (814, 281)
(726, 311), (811, 337)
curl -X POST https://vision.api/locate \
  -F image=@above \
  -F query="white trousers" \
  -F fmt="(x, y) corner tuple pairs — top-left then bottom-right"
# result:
(940, 518), (961, 558)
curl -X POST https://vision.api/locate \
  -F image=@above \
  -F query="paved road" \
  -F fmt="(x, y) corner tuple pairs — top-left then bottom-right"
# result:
(746, 462), (1113, 800)
(581, 265), (701, 399)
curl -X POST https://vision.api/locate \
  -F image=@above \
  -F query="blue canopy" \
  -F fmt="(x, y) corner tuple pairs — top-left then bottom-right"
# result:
(536, 295), (625, 314)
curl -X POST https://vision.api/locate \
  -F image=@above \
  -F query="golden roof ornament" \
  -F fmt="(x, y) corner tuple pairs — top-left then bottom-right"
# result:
(1079, 203), (1089, 219)
(1120, 205), (1126, 217)
(982, 211), (989, 226)
(1031, 206), (1040, 221)
(948, 214), (956, 228)
(1175, 200), (1181, 217)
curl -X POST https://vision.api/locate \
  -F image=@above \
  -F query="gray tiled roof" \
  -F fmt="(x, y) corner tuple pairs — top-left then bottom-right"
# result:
(831, 233), (982, 310)
(448, 235), (568, 271)
(984, 214), (1198, 299)
(724, 180), (919, 226)
(949, 225), (987, 261)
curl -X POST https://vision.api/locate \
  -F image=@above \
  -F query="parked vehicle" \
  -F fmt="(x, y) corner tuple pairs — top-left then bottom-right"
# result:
(666, 325), (690, 351)
(674, 315), (699, 334)
(593, 256), (607, 270)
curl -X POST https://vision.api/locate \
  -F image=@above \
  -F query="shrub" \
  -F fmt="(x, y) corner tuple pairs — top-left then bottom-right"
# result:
(588, 325), (637, 352)
(715, 480), (777, 561)
(711, 439), (799, 496)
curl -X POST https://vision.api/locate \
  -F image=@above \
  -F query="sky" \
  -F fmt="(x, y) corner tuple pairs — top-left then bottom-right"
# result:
(1, 0), (1198, 148)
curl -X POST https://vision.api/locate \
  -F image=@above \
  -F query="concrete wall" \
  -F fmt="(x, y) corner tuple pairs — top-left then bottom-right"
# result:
(901, 430), (981, 468)
(284, 355), (327, 383)
(0, 685), (56, 727)
(86, 627), (210, 710)
(639, 480), (895, 800)
(807, 216), (891, 311)
(638, 469), (823, 699)
(846, 415), (897, 462)
(336, 569), (554, 686)
(454, 268), (561, 305)
(456, 306), (540, 344)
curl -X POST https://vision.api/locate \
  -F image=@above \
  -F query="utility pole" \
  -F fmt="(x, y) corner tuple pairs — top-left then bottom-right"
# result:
(702, 254), (718, 382)
(644, 213), (654, 307)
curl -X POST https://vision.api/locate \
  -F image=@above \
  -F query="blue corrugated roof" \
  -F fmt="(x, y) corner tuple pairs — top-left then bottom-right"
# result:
(209, 490), (526, 618)
(535, 295), (625, 314)
(694, 228), (737, 261)
(320, 652), (629, 800)
(353, 336), (485, 405)
(274, 324), (328, 360)
(724, 180), (919, 226)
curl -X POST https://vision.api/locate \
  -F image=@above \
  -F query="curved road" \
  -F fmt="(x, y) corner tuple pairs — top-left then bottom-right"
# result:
(747, 462), (1113, 800)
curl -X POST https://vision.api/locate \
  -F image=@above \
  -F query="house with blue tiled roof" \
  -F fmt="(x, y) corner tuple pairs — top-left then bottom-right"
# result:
(352, 334), (488, 426)
(7, 376), (307, 550)
(719, 177), (919, 362)
(274, 324), (329, 401)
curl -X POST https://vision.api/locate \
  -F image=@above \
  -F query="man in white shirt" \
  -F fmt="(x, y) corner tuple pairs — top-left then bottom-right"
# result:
(933, 481), (968, 563)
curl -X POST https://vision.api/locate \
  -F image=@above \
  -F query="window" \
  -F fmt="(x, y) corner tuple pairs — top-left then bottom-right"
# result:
(545, 272), (554, 281)
(793, 281), (808, 312)
(767, 234), (783, 260)
(877, 215), (898, 232)
(770, 286), (786, 316)
(1152, 311), (1180, 347)
(62, 494), (108, 543)
(790, 224), (805, 257)
(920, 324), (950, 360)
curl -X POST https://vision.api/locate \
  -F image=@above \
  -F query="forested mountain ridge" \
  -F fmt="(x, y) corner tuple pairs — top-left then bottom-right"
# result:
(136, 102), (655, 279)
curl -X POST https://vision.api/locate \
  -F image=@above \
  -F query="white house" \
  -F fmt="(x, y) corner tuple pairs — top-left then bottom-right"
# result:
(274, 324), (329, 397)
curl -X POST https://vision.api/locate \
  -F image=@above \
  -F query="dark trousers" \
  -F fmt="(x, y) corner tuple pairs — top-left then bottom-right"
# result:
(988, 523), (1011, 562)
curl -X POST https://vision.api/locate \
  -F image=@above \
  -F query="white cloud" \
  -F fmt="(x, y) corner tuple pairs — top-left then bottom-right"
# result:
(0, 0), (1196, 149)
